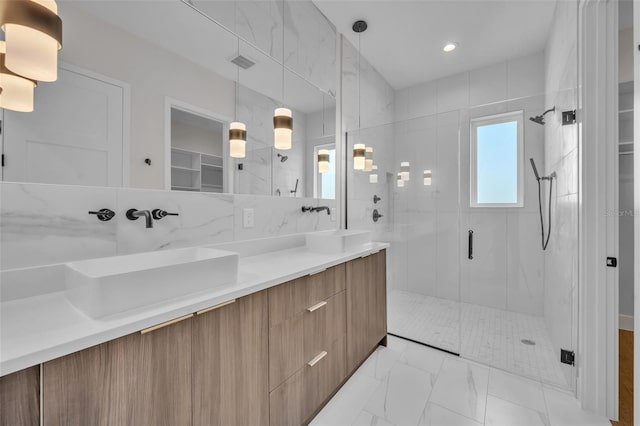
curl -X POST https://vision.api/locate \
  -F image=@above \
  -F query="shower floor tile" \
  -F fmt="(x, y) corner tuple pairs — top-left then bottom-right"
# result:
(387, 290), (569, 389)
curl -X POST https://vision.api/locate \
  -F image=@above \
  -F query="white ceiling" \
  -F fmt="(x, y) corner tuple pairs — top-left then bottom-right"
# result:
(314, 0), (557, 90)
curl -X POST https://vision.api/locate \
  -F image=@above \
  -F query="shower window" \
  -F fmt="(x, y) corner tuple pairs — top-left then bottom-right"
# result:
(470, 110), (524, 207)
(313, 144), (336, 199)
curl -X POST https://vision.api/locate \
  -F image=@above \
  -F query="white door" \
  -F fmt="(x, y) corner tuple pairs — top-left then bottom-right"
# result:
(1, 66), (125, 186)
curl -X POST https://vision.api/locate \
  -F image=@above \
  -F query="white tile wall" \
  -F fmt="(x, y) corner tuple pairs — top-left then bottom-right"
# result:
(0, 182), (336, 271)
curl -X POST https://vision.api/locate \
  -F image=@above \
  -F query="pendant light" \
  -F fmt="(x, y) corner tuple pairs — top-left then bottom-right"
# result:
(423, 170), (432, 186)
(364, 146), (373, 171)
(0, 0), (62, 82)
(400, 161), (410, 181)
(318, 149), (330, 173)
(352, 20), (367, 170)
(0, 41), (37, 112)
(229, 38), (246, 158)
(274, 0), (292, 150)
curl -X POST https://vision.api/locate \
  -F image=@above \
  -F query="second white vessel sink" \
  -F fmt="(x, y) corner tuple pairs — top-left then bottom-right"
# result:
(305, 230), (371, 254)
(65, 247), (239, 318)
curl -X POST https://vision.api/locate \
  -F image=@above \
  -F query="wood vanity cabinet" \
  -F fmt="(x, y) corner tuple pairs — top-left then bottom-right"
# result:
(192, 291), (269, 426)
(4, 251), (386, 426)
(43, 314), (193, 426)
(346, 250), (387, 374)
(42, 291), (268, 426)
(268, 264), (348, 426)
(0, 366), (39, 426)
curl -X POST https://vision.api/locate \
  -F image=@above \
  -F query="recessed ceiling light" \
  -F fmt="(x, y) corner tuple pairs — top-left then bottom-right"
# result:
(443, 42), (458, 53)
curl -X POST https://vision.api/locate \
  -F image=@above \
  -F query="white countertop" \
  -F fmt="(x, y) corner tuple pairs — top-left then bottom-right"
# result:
(0, 242), (388, 376)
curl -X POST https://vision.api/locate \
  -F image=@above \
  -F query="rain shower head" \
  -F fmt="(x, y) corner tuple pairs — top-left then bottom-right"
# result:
(277, 153), (288, 163)
(529, 106), (556, 125)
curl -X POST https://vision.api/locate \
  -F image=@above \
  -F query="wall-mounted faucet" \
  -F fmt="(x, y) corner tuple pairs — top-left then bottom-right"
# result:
(126, 209), (154, 228)
(302, 206), (330, 215)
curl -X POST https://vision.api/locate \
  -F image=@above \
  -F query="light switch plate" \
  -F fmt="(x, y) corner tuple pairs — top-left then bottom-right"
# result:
(243, 208), (254, 228)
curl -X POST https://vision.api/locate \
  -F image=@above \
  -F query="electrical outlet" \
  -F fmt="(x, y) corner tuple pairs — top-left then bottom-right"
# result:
(243, 208), (254, 228)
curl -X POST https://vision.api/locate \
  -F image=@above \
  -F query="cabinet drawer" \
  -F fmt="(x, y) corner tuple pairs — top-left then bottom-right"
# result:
(304, 290), (346, 365)
(268, 264), (346, 327)
(269, 335), (346, 426)
(269, 291), (346, 391)
(307, 263), (346, 308)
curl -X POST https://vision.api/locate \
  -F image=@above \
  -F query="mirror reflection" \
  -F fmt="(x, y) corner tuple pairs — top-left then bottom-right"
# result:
(0, 0), (336, 198)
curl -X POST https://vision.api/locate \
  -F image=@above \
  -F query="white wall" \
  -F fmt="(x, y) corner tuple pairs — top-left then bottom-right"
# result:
(543, 0), (579, 387)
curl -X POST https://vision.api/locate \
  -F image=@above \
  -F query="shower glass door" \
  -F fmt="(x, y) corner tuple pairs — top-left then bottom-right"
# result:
(346, 112), (462, 355)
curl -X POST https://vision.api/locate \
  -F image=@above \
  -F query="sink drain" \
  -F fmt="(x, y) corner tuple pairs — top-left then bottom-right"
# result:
(521, 339), (536, 346)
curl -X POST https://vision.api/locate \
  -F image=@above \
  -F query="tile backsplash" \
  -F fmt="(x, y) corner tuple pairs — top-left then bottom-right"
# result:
(0, 182), (336, 270)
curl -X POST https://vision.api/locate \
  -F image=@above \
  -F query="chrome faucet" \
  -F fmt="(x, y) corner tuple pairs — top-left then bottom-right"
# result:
(126, 209), (153, 228)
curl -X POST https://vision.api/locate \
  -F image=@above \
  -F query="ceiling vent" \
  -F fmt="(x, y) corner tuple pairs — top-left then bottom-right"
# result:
(230, 55), (255, 70)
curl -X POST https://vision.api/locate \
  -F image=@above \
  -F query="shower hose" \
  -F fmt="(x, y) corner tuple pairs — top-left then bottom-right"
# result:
(536, 177), (553, 250)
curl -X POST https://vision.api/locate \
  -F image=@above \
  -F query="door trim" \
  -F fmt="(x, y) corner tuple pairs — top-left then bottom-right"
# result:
(577, 0), (619, 419)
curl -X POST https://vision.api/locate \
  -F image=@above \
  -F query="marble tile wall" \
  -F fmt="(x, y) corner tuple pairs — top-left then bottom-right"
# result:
(0, 182), (336, 271)
(342, 37), (396, 287)
(190, 0), (336, 96)
(386, 52), (547, 317)
(542, 0), (579, 387)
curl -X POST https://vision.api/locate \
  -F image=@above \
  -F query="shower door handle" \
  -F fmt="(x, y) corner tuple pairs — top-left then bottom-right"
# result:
(468, 230), (474, 260)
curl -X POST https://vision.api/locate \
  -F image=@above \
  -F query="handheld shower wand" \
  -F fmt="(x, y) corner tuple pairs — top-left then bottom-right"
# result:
(530, 158), (555, 250)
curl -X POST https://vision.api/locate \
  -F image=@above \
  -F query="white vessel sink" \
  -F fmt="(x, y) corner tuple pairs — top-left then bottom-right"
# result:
(65, 247), (239, 318)
(305, 230), (372, 254)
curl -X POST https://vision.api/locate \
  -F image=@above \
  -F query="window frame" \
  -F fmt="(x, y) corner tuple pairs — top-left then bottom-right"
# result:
(469, 110), (524, 208)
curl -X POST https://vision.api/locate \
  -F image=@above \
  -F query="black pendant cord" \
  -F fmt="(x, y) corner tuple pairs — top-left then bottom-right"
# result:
(235, 38), (239, 122)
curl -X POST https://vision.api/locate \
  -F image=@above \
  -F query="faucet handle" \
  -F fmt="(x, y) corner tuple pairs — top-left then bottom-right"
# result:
(88, 209), (115, 221)
(152, 209), (179, 220)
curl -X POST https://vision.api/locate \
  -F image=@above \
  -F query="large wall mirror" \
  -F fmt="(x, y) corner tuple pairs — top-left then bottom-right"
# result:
(0, 0), (337, 199)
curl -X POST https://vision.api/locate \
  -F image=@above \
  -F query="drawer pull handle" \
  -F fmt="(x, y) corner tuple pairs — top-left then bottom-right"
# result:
(141, 313), (193, 334)
(196, 299), (236, 315)
(309, 268), (326, 276)
(306, 301), (327, 312)
(307, 351), (327, 367)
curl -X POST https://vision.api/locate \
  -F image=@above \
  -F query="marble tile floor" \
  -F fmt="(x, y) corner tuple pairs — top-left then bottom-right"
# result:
(387, 290), (568, 388)
(311, 336), (610, 426)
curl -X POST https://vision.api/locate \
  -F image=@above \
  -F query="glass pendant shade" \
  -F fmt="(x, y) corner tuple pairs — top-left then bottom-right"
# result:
(0, 42), (36, 112)
(400, 161), (410, 181)
(1, 0), (62, 82)
(353, 143), (365, 170)
(364, 146), (373, 172)
(423, 170), (432, 186)
(273, 107), (292, 150)
(318, 149), (330, 173)
(229, 122), (246, 158)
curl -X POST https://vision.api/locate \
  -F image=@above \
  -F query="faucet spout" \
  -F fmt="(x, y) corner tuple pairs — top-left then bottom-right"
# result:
(126, 209), (154, 228)
(313, 206), (331, 215)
